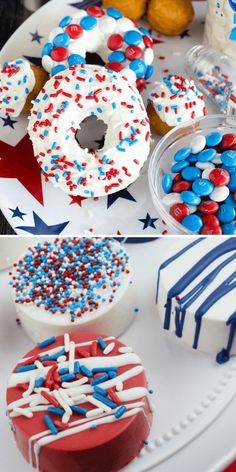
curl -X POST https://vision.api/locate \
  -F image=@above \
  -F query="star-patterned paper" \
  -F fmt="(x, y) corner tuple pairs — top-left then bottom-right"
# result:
(0, 0), (216, 235)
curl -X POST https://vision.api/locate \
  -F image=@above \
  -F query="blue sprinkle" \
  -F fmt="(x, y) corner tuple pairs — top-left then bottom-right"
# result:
(97, 107), (102, 113)
(93, 393), (117, 409)
(47, 407), (64, 416)
(90, 424), (97, 430)
(34, 377), (45, 388)
(115, 405), (127, 418)
(16, 364), (36, 373)
(91, 374), (109, 386)
(94, 386), (108, 396)
(40, 348), (65, 361)
(58, 367), (69, 375)
(108, 370), (117, 379)
(61, 373), (76, 382)
(44, 415), (58, 435)
(44, 130), (49, 137)
(97, 337), (107, 350)
(38, 336), (56, 348)
(92, 367), (117, 374)
(80, 365), (93, 377)
(74, 361), (80, 374)
(71, 405), (87, 415)
(112, 102), (117, 109)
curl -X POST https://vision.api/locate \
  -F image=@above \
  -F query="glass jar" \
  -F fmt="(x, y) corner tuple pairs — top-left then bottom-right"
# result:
(185, 44), (236, 113)
(203, 0), (236, 63)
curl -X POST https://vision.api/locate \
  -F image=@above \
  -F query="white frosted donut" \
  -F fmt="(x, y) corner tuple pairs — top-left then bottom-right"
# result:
(41, 6), (154, 91)
(28, 64), (150, 197)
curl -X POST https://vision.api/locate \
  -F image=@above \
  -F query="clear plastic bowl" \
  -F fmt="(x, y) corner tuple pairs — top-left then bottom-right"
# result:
(148, 114), (236, 234)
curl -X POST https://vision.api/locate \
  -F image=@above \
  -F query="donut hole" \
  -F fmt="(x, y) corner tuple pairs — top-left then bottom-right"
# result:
(76, 115), (108, 152)
(85, 52), (105, 67)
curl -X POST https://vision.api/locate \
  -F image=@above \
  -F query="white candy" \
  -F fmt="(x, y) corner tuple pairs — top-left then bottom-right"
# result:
(144, 48), (154, 66)
(99, 16), (116, 34)
(187, 205), (197, 214)
(201, 164), (215, 179)
(190, 135), (206, 154)
(196, 161), (215, 170)
(162, 193), (182, 206)
(42, 55), (54, 74)
(212, 154), (222, 165)
(116, 17), (134, 32)
(210, 185), (230, 202)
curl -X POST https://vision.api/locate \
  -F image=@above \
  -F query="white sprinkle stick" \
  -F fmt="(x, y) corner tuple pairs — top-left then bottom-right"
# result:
(103, 342), (115, 355)
(64, 334), (70, 353)
(12, 407), (33, 418)
(118, 347), (133, 354)
(58, 355), (66, 363)
(62, 377), (88, 388)
(86, 408), (104, 419)
(69, 394), (86, 403)
(23, 372), (36, 398)
(87, 395), (112, 414)
(58, 388), (73, 407)
(116, 381), (123, 392)
(68, 341), (75, 374)
(62, 412), (70, 424)
(34, 360), (45, 371)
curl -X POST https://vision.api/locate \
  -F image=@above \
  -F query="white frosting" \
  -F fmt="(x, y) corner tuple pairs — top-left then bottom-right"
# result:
(10, 238), (135, 342)
(204, 0), (236, 62)
(149, 75), (206, 127)
(157, 237), (236, 358)
(0, 58), (35, 117)
(41, 8), (154, 87)
(28, 64), (150, 197)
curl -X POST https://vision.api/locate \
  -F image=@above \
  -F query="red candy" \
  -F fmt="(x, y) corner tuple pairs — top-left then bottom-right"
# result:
(143, 35), (153, 48)
(202, 214), (220, 228)
(198, 200), (219, 214)
(209, 168), (230, 187)
(125, 45), (143, 60)
(65, 24), (83, 39)
(105, 62), (124, 73)
(136, 78), (146, 92)
(220, 133), (236, 150)
(172, 180), (191, 192)
(169, 203), (190, 222)
(201, 225), (222, 235)
(51, 47), (69, 62)
(87, 6), (104, 17)
(107, 34), (123, 51)
(173, 173), (182, 183)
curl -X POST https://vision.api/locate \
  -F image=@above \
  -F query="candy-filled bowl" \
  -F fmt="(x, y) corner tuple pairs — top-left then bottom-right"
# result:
(148, 114), (236, 235)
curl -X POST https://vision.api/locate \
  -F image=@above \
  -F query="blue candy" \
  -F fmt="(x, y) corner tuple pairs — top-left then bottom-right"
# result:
(108, 51), (126, 63)
(124, 30), (142, 46)
(229, 173), (236, 192)
(53, 33), (70, 48)
(174, 147), (192, 161)
(192, 178), (214, 196)
(217, 204), (236, 223)
(145, 65), (154, 80)
(181, 166), (201, 181)
(188, 154), (198, 163)
(205, 131), (223, 147)
(51, 64), (67, 76)
(129, 59), (146, 78)
(221, 164), (236, 174)
(225, 194), (236, 208)
(181, 190), (201, 206)
(68, 54), (85, 66)
(182, 214), (203, 233)
(139, 27), (152, 37)
(107, 7), (123, 19)
(198, 148), (217, 162)
(162, 173), (173, 193)
(171, 161), (189, 173)
(59, 16), (72, 28)
(221, 150), (236, 167)
(222, 223), (236, 234)
(41, 42), (53, 57)
(80, 16), (97, 30)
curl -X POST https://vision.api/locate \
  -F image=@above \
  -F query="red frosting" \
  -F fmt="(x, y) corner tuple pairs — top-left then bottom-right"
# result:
(7, 332), (152, 472)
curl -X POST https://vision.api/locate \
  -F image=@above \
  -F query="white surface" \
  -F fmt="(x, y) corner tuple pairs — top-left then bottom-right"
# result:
(157, 237), (236, 355)
(1, 237), (236, 472)
(0, 0), (218, 235)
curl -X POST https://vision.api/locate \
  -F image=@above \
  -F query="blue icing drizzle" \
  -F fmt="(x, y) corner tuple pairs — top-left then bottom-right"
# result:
(216, 311), (236, 364)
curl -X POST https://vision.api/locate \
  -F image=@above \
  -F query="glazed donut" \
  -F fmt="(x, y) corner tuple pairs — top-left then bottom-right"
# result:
(41, 6), (154, 92)
(0, 58), (48, 117)
(28, 64), (151, 197)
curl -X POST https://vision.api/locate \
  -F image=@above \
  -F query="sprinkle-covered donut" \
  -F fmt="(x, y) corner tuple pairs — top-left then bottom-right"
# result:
(28, 64), (151, 197)
(0, 59), (35, 117)
(41, 6), (154, 91)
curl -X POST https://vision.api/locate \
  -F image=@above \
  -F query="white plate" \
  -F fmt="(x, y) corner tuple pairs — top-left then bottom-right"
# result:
(0, 0), (218, 236)
(0, 237), (236, 472)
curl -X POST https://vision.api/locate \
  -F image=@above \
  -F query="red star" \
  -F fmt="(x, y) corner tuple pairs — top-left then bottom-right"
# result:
(69, 195), (87, 207)
(0, 134), (43, 205)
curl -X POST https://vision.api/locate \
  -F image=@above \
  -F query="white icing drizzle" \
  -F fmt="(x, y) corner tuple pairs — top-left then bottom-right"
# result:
(103, 342), (115, 355)
(68, 341), (75, 374)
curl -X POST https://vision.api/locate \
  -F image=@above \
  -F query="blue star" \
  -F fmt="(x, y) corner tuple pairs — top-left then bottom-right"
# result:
(70, 0), (100, 9)
(139, 213), (158, 230)
(9, 206), (26, 221)
(1, 116), (17, 129)
(107, 187), (136, 209)
(30, 30), (43, 44)
(23, 55), (42, 67)
(16, 212), (69, 234)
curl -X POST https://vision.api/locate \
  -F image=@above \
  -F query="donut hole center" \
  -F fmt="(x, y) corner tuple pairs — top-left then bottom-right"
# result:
(85, 52), (105, 67)
(76, 115), (108, 152)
